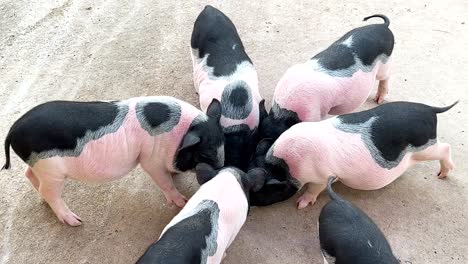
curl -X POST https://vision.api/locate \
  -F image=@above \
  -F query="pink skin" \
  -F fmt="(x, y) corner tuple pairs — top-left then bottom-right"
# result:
(272, 120), (454, 209)
(274, 59), (391, 122)
(161, 171), (248, 264)
(191, 49), (262, 130)
(25, 97), (201, 226)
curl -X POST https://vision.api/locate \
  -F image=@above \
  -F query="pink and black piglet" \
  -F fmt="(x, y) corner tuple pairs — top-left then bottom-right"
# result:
(136, 163), (265, 264)
(260, 15), (394, 140)
(191, 5), (266, 170)
(251, 101), (457, 207)
(2, 96), (224, 226)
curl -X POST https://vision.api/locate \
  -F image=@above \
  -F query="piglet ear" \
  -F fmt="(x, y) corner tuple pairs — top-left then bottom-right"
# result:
(247, 168), (267, 192)
(248, 127), (258, 140)
(178, 132), (201, 151)
(207, 99), (222, 122)
(259, 99), (268, 123)
(196, 163), (217, 185)
(256, 138), (273, 156)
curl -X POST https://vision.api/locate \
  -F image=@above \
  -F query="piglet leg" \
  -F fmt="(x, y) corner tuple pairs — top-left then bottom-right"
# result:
(36, 173), (82, 226)
(25, 167), (40, 192)
(375, 59), (391, 104)
(141, 164), (187, 207)
(374, 79), (389, 104)
(411, 142), (454, 178)
(297, 182), (326, 209)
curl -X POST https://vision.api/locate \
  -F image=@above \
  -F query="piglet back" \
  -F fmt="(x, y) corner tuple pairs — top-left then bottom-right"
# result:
(6, 100), (127, 166)
(319, 179), (399, 264)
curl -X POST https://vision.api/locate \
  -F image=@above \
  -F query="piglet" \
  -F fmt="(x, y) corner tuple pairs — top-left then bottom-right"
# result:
(136, 163), (265, 264)
(191, 5), (266, 170)
(261, 15), (394, 140)
(251, 101), (457, 207)
(2, 96), (224, 226)
(319, 176), (399, 264)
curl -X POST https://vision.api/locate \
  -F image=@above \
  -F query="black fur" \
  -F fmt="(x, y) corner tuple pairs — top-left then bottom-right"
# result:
(142, 102), (172, 128)
(3, 101), (122, 164)
(249, 153), (299, 206)
(175, 101), (224, 171)
(249, 180), (298, 207)
(191, 5), (252, 77)
(195, 164), (266, 206)
(259, 104), (301, 141)
(337, 101), (458, 163)
(221, 81), (252, 119)
(319, 176), (399, 264)
(312, 14), (394, 70)
(136, 201), (219, 264)
(314, 44), (356, 71)
(223, 124), (257, 171)
(247, 138), (273, 170)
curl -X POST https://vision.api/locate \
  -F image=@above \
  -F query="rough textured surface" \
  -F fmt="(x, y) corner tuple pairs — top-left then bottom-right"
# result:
(0, 1), (467, 263)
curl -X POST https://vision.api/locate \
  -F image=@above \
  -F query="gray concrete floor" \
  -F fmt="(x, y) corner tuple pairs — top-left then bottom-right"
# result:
(1, 0), (467, 263)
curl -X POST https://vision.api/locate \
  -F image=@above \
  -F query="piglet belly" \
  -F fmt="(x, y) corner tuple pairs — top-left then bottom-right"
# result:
(61, 126), (141, 183)
(329, 70), (377, 115)
(274, 66), (338, 121)
(335, 131), (412, 190)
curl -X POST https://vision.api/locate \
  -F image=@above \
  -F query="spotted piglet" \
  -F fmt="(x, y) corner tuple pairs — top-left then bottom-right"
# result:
(251, 101), (457, 207)
(319, 176), (399, 264)
(136, 163), (265, 264)
(191, 5), (265, 170)
(260, 15), (394, 140)
(2, 97), (224, 226)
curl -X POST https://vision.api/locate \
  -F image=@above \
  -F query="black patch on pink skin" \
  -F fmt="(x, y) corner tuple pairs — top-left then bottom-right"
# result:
(220, 81), (252, 120)
(4, 100), (125, 165)
(312, 14), (394, 71)
(315, 44), (356, 71)
(136, 100), (182, 136)
(336, 101), (457, 166)
(191, 5), (252, 77)
(137, 200), (220, 264)
(319, 177), (399, 264)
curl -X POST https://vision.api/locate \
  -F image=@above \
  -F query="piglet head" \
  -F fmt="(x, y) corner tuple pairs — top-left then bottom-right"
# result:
(259, 103), (300, 141)
(258, 113), (285, 141)
(195, 163), (218, 185)
(175, 99), (225, 171)
(248, 141), (299, 206)
(248, 138), (274, 170)
(243, 168), (267, 193)
(195, 163), (266, 204)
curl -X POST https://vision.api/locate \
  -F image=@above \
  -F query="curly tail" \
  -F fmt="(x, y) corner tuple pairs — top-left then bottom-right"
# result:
(363, 14), (390, 27)
(326, 176), (342, 201)
(432, 100), (459, 114)
(2, 132), (12, 170)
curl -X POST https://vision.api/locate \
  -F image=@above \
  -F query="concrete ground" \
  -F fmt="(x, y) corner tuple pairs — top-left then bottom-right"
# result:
(0, 0), (467, 263)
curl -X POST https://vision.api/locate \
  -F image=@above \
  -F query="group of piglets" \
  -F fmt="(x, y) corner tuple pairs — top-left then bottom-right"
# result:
(1, 4), (457, 264)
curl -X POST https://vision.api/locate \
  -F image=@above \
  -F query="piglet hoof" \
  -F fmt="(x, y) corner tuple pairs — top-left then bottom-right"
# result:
(59, 211), (82, 227)
(438, 160), (454, 179)
(296, 196), (316, 210)
(374, 94), (386, 104)
(166, 194), (187, 208)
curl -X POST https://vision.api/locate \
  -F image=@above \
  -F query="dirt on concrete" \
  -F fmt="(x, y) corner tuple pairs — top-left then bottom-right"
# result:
(0, 0), (467, 263)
